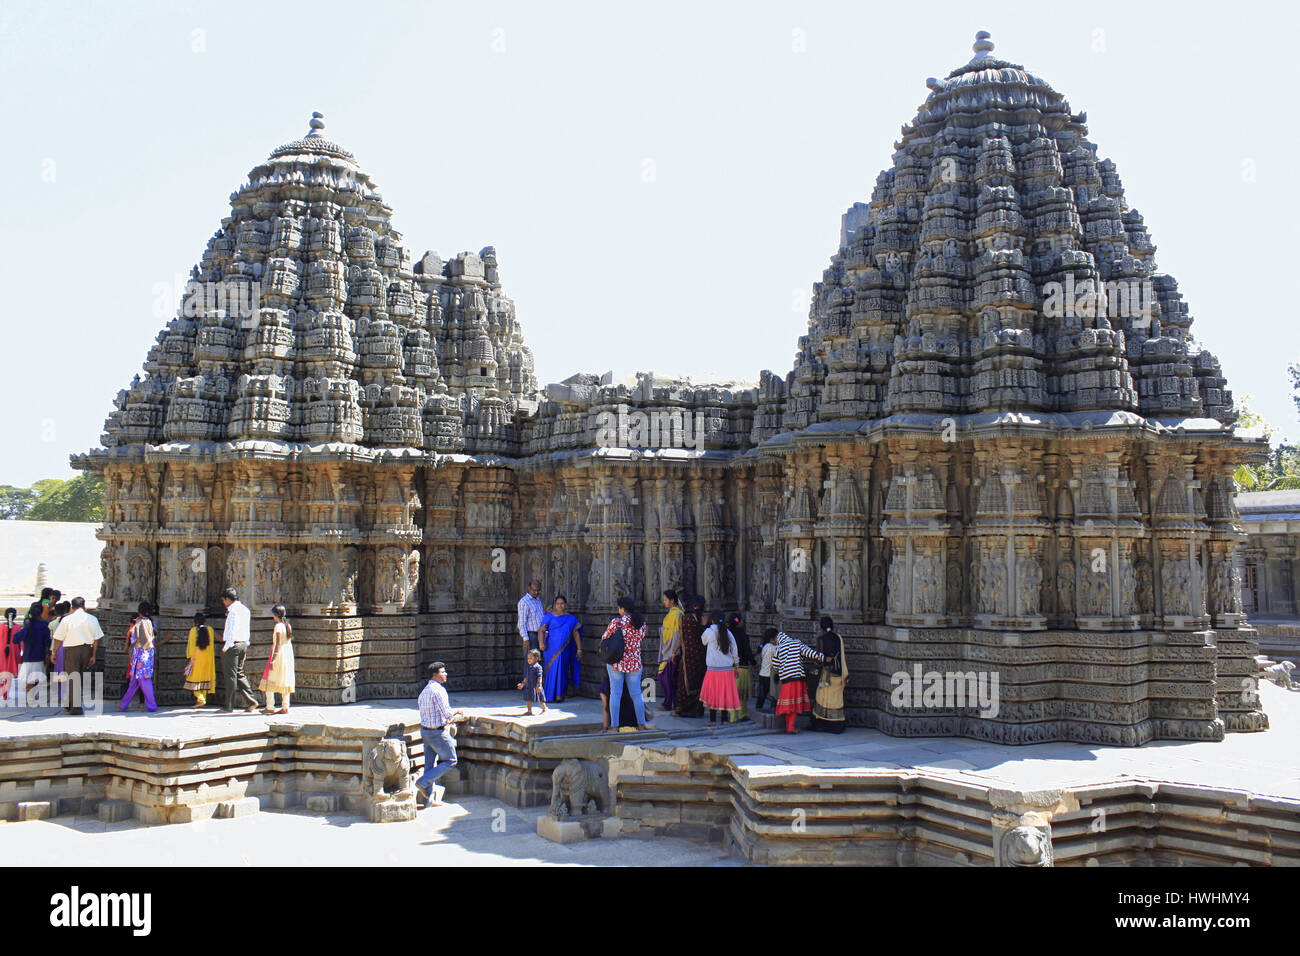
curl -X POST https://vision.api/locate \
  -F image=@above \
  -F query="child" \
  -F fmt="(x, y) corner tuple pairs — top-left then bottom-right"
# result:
(49, 601), (71, 707)
(758, 628), (778, 711)
(699, 612), (740, 727)
(259, 604), (296, 715)
(727, 611), (754, 720)
(120, 602), (158, 712)
(184, 612), (217, 708)
(773, 630), (826, 734)
(517, 648), (546, 715)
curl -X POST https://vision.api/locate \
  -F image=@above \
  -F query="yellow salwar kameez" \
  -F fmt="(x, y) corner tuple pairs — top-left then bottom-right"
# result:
(184, 625), (217, 704)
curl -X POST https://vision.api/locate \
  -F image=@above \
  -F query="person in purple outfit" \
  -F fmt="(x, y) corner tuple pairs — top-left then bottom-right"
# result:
(120, 602), (158, 712)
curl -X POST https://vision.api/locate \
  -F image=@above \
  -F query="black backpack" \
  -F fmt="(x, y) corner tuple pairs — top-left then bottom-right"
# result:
(599, 623), (625, 664)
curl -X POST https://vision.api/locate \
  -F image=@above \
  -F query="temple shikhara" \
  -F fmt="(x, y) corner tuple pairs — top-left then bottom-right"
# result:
(75, 34), (1268, 745)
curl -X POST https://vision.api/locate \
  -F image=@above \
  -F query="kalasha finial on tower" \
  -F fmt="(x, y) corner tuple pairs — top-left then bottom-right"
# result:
(306, 111), (325, 138)
(972, 30), (994, 60)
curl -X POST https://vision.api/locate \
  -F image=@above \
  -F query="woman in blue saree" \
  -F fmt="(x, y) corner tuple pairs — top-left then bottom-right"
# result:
(538, 594), (582, 703)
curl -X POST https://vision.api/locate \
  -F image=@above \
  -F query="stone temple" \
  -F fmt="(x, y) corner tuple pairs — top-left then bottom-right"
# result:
(75, 35), (1268, 745)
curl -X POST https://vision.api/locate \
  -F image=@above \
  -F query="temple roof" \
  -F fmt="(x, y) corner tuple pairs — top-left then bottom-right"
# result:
(88, 113), (537, 459)
(754, 32), (1238, 443)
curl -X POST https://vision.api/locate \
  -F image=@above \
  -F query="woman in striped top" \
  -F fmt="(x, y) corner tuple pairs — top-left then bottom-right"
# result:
(773, 631), (827, 734)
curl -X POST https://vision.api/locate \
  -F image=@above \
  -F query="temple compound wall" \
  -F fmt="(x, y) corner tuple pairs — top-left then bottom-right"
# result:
(75, 40), (1269, 745)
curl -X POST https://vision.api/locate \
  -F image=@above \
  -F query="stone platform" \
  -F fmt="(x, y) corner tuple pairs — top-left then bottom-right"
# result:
(3, 686), (1298, 865)
(1253, 616), (1300, 662)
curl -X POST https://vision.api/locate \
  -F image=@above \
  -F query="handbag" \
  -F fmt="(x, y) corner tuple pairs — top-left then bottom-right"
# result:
(599, 624), (625, 664)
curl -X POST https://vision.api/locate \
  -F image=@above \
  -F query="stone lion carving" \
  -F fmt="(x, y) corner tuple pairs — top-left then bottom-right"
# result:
(995, 824), (1054, 867)
(362, 737), (412, 798)
(548, 758), (610, 819)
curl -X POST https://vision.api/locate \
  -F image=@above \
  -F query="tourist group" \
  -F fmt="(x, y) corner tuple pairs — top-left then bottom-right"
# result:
(0, 585), (295, 716)
(511, 580), (851, 735)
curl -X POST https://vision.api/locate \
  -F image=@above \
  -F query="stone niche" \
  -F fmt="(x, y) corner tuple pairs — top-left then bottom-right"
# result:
(76, 37), (1269, 743)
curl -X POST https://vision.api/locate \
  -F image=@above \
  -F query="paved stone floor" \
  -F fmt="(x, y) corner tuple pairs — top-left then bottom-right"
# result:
(4, 684), (1299, 800)
(3, 683), (1297, 865)
(690, 683), (1300, 800)
(0, 796), (743, 867)
(0, 692), (741, 738)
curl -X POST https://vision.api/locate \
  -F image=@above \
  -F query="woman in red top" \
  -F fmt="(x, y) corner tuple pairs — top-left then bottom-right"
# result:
(0, 608), (19, 701)
(601, 596), (652, 730)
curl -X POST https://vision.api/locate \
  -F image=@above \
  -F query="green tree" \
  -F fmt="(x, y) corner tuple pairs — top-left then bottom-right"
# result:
(1233, 393), (1300, 491)
(25, 474), (105, 522)
(0, 485), (37, 519)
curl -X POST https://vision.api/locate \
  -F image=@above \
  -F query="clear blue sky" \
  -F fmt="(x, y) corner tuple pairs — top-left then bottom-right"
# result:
(2, 0), (1296, 487)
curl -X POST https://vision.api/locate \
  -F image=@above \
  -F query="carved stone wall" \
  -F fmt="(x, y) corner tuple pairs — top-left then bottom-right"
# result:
(76, 42), (1270, 741)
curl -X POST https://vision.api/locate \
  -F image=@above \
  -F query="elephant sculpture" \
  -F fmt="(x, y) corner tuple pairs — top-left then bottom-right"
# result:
(548, 758), (610, 819)
(362, 736), (412, 798)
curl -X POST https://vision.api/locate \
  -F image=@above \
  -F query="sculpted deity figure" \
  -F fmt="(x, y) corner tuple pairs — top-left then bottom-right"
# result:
(257, 549), (281, 604)
(758, 556), (774, 606)
(1057, 560), (1075, 616)
(1135, 558), (1153, 614)
(612, 555), (632, 601)
(101, 548), (116, 603)
(1163, 559), (1190, 616)
(304, 549), (331, 605)
(406, 550), (420, 602)
(704, 554), (721, 599)
(914, 555), (938, 614)
(551, 549), (565, 595)
(791, 568), (810, 607)
(840, 553), (861, 608)
(988, 559), (1004, 616)
(433, 553), (454, 594)
(945, 559), (961, 614)
(339, 550), (357, 604)
(1119, 557), (1137, 615)
(127, 553), (151, 603)
(1017, 554), (1042, 617)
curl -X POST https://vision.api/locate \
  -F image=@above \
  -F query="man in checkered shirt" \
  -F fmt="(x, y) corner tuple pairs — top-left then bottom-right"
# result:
(517, 579), (544, 656)
(415, 661), (466, 807)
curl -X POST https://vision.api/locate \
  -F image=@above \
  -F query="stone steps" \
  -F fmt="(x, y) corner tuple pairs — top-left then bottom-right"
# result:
(605, 743), (1300, 865)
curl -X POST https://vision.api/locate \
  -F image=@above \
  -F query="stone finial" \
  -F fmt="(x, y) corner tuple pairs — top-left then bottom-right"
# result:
(306, 111), (325, 138)
(972, 30), (994, 60)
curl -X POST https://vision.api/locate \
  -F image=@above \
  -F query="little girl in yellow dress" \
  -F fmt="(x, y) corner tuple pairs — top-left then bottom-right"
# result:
(184, 612), (217, 707)
(259, 604), (295, 714)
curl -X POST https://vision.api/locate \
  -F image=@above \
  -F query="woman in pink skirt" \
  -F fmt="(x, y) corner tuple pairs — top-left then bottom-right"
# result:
(699, 611), (740, 726)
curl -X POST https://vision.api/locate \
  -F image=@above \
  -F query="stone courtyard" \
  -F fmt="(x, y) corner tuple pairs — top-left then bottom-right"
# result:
(3, 682), (1297, 865)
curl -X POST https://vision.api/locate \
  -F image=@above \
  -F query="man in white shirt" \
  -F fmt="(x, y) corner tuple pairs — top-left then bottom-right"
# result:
(51, 596), (102, 715)
(220, 587), (259, 712)
(517, 579), (544, 657)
